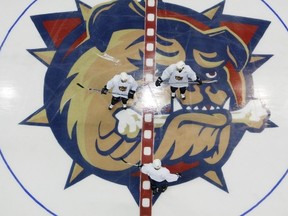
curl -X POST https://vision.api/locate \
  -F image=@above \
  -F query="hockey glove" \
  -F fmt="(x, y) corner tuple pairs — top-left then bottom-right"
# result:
(196, 76), (202, 85)
(128, 90), (136, 99)
(155, 77), (163, 87)
(101, 85), (108, 94)
(136, 162), (143, 168)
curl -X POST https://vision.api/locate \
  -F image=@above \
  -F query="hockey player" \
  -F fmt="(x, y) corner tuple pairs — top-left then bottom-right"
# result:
(140, 159), (181, 195)
(101, 72), (138, 110)
(155, 60), (202, 100)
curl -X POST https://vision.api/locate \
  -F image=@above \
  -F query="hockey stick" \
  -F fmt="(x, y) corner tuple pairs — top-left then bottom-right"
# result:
(167, 79), (218, 85)
(77, 83), (102, 92)
(77, 83), (128, 97)
(109, 154), (142, 167)
(138, 79), (216, 88)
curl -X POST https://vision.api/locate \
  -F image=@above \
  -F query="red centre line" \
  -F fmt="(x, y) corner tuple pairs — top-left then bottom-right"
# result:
(139, 0), (158, 216)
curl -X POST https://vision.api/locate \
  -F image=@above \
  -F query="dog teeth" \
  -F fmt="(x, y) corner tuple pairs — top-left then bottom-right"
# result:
(172, 99), (227, 113)
(173, 99), (182, 112)
(223, 98), (230, 110)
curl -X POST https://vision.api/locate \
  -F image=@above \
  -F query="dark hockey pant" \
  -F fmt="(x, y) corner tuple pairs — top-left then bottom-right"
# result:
(111, 96), (128, 105)
(170, 86), (186, 94)
(149, 178), (168, 194)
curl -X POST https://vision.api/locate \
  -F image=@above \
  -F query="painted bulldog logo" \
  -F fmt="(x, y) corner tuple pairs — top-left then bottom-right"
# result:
(21, 0), (276, 204)
(119, 86), (128, 92)
(174, 75), (183, 81)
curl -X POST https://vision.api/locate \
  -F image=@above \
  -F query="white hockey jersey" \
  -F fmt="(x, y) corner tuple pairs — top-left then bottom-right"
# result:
(161, 63), (197, 88)
(106, 74), (138, 98)
(141, 163), (179, 183)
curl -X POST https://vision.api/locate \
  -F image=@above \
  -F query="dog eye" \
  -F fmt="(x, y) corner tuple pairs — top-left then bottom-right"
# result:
(206, 71), (217, 79)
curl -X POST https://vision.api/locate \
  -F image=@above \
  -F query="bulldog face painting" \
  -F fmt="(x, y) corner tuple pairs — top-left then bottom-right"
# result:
(22, 0), (276, 205)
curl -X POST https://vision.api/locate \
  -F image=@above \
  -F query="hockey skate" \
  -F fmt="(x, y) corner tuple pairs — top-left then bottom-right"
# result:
(160, 185), (167, 192)
(152, 185), (167, 195)
(108, 104), (114, 110)
(180, 94), (186, 100)
(152, 188), (159, 195)
(171, 92), (176, 98)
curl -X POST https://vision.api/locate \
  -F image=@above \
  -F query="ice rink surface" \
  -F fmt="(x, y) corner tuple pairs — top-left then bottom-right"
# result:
(0, 0), (287, 215)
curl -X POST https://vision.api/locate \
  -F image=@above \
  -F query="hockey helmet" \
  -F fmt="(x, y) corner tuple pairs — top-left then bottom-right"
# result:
(176, 60), (185, 71)
(120, 72), (128, 82)
(152, 159), (162, 169)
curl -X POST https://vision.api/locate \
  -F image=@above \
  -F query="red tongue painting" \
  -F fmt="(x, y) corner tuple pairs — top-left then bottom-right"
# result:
(165, 161), (200, 173)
